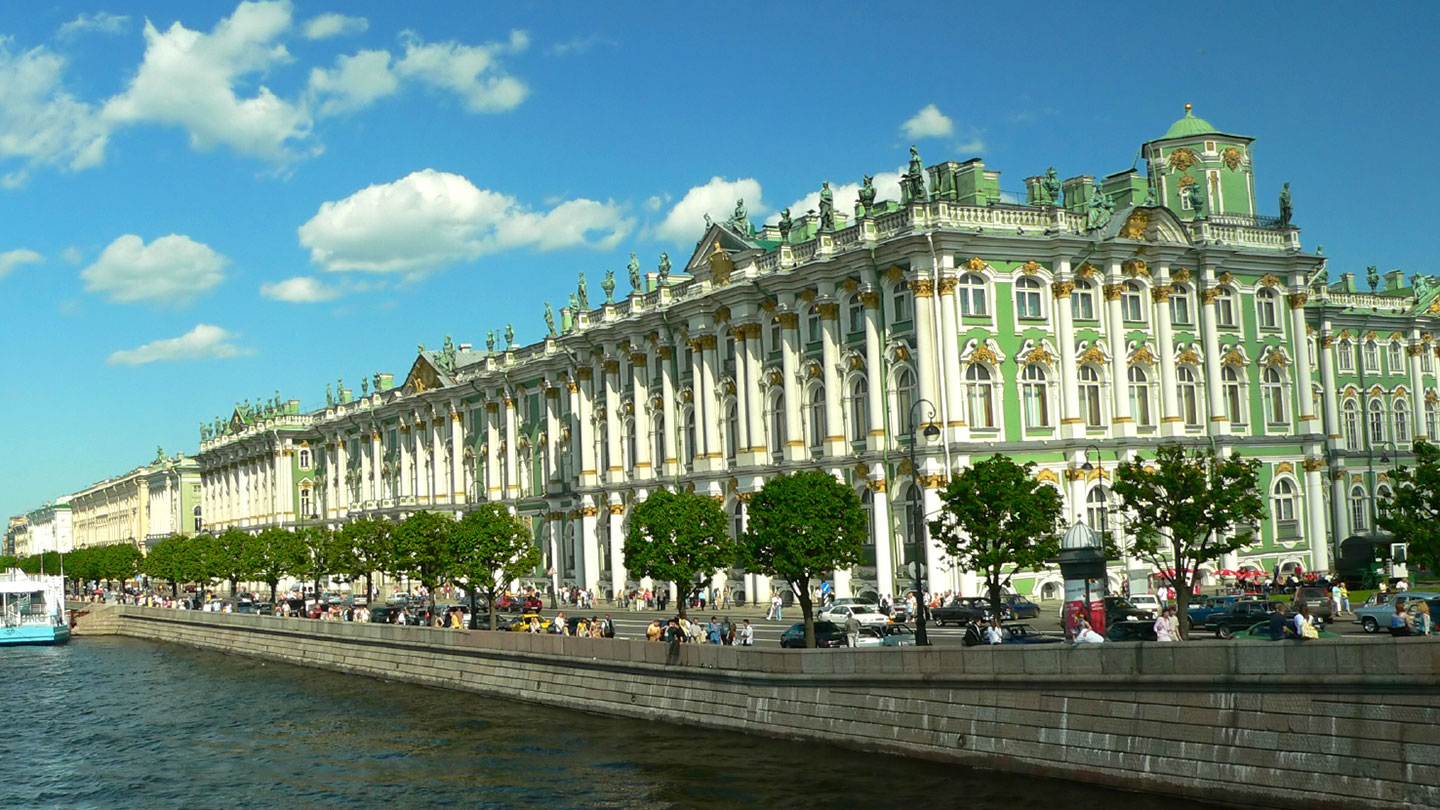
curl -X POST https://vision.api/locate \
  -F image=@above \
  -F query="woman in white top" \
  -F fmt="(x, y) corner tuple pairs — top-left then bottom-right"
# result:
(1154, 608), (1175, 642)
(1293, 603), (1316, 639)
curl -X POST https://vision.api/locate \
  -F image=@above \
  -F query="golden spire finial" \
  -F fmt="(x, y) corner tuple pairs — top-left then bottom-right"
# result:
(1185, 102), (1193, 113)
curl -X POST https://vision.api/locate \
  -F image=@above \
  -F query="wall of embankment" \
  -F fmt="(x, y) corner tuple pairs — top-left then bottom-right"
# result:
(71, 604), (1440, 810)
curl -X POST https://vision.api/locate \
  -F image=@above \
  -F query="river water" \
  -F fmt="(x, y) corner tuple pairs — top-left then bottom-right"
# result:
(1, 637), (1228, 809)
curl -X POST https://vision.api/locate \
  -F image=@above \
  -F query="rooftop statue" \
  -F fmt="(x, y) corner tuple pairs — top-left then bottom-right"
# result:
(703, 213), (713, 229)
(1085, 184), (1113, 231)
(601, 269), (616, 303)
(858, 175), (876, 210)
(1183, 182), (1205, 218)
(326, 384), (334, 407)
(727, 198), (752, 236)
(1041, 167), (1061, 206)
(504, 323), (515, 348)
(658, 252), (671, 282)
(417, 343), (426, 354)
(778, 208), (793, 241)
(1366, 265), (1380, 292)
(373, 372), (382, 392)
(577, 272), (589, 310)
(200, 421), (208, 440)
(336, 378), (344, 399)
(1279, 182), (1293, 228)
(1412, 275), (1430, 298)
(1143, 186), (1157, 207)
(818, 182), (835, 231)
(627, 252), (642, 293)
(486, 331), (496, 353)
(361, 377), (369, 396)
(905, 145), (926, 201)
(544, 302), (557, 336)
(154, 446), (166, 464)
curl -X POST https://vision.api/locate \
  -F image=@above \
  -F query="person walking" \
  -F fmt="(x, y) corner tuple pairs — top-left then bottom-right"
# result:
(844, 613), (861, 648)
(1340, 582), (1351, 614)
(1154, 607), (1175, 642)
(706, 616), (722, 644)
(738, 619), (754, 646)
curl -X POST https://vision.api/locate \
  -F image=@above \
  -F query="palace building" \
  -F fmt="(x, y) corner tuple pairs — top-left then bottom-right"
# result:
(181, 107), (1429, 602)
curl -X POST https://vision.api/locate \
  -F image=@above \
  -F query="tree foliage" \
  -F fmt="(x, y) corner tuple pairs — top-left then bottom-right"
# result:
(250, 528), (307, 602)
(1112, 444), (1265, 638)
(930, 454), (1065, 622)
(623, 488), (736, 620)
(740, 470), (867, 648)
(451, 504), (540, 630)
(1378, 439), (1440, 573)
(340, 518), (395, 604)
(394, 511), (456, 615)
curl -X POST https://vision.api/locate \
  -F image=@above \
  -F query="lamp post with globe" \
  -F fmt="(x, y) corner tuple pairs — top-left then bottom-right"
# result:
(905, 398), (942, 646)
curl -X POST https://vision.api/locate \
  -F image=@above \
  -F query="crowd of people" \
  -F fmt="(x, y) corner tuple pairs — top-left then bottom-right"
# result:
(640, 616), (754, 645)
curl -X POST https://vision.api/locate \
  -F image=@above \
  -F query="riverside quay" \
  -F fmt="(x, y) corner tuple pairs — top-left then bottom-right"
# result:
(17, 107), (1437, 601)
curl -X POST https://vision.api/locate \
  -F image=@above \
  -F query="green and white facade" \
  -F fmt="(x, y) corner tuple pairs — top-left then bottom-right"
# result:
(188, 108), (1432, 601)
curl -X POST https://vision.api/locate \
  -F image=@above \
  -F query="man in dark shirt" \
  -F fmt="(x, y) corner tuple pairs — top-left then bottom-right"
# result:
(1268, 604), (1289, 641)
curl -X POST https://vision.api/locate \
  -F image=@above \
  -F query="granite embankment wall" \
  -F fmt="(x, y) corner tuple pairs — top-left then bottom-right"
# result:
(72, 604), (1440, 810)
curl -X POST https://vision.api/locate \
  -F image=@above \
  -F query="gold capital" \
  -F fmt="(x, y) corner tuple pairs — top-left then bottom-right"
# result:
(1151, 285), (1172, 304)
(910, 279), (935, 298)
(1287, 292), (1309, 309)
(1051, 281), (1075, 299)
(1103, 283), (1125, 301)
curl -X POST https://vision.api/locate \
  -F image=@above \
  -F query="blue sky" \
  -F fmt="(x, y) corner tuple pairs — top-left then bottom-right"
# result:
(2, 2), (1437, 519)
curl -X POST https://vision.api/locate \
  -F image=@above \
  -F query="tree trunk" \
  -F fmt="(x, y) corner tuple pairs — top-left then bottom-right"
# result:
(269, 581), (278, 603)
(468, 590), (479, 631)
(486, 587), (498, 631)
(230, 576), (239, 599)
(674, 579), (687, 620)
(365, 573), (373, 606)
(986, 572), (1004, 626)
(797, 584), (816, 648)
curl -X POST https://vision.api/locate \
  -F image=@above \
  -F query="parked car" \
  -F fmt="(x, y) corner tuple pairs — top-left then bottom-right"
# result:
(962, 623), (1063, 646)
(1291, 587), (1334, 624)
(506, 613), (553, 632)
(1128, 594), (1162, 614)
(1103, 596), (1155, 624)
(1003, 595), (1040, 619)
(853, 623), (917, 647)
(817, 603), (890, 627)
(1184, 595), (1252, 629)
(1105, 619), (1158, 643)
(1206, 601), (1287, 638)
(1231, 620), (1341, 642)
(1353, 592), (1440, 633)
(779, 621), (847, 648)
(368, 605), (417, 625)
(933, 597), (1005, 626)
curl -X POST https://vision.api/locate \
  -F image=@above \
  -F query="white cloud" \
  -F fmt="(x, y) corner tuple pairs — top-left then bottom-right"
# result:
(81, 233), (227, 304)
(302, 12), (367, 40)
(298, 169), (634, 274)
(784, 171), (904, 220)
(260, 275), (341, 302)
(901, 104), (953, 139)
(653, 177), (765, 243)
(101, 1), (316, 164)
(0, 248), (43, 279)
(0, 42), (110, 180)
(644, 194), (666, 212)
(108, 323), (251, 365)
(546, 34), (616, 57)
(394, 29), (529, 113)
(60, 246), (83, 264)
(955, 136), (985, 154)
(58, 12), (131, 39)
(308, 49), (399, 116)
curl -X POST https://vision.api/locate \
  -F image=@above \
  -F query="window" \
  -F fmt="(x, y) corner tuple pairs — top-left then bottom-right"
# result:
(848, 378), (869, 443)
(966, 364), (995, 429)
(1388, 342), (1403, 372)
(1086, 487), (1109, 535)
(1071, 280), (1096, 320)
(808, 385), (826, 450)
(1129, 366), (1152, 427)
(1427, 401), (1437, 441)
(1121, 282), (1145, 322)
(685, 409), (697, 462)
(1337, 339), (1354, 372)
(1178, 366), (1200, 426)
(892, 285), (912, 323)
(1343, 400), (1360, 450)
(1378, 484), (1393, 507)
(1350, 486), (1368, 532)
(1079, 366), (1104, 427)
(1262, 367), (1286, 425)
(768, 317), (783, 353)
(893, 368), (917, 435)
(1021, 364), (1049, 428)
(805, 307), (821, 344)
(1364, 341), (1380, 373)
(300, 487), (313, 519)
(1169, 285), (1192, 325)
(1015, 277), (1044, 320)
(1223, 366), (1244, 425)
(652, 412), (666, 469)
(1369, 399), (1386, 443)
(1216, 288), (1236, 328)
(725, 403), (739, 462)
(767, 393), (785, 456)
(298, 448), (312, 469)
(1426, 350), (1435, 374)
(193, 505), (202, 533)
(1256, 289), (1279, 330)
(958, 273), (987, 316)
(1396, 400), (1411, 443)
(1273, 479), (1296, 523)
(847, 297), (865, 334)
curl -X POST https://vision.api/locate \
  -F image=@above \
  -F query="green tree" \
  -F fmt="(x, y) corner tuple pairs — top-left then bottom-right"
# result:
(97, 545), (142, 592)
(294, 526), (345, 599)
(624, 489), (735, 620)
(930, 454), (1065, 624)
(1378, 439), (1440, 573)
(212, 528), (253, 597)
(340, 518), (395, 604)
(0, 555), (16, 571)
(393, 511), (456, 617)
(250, 528), (307, 602)
(740, 470), (867, 648)
(143, 536), (185, 596)
(451, 504), (541, 630)
(1112, 444), (1265, 639)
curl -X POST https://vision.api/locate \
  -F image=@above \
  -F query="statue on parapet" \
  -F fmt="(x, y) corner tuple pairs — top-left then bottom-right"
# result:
(858, 175), (877, 211)
(373, 373), (382, 392)
(1042, 167), (1061, 206)
(905, 145), (926, 201)
(154, 445), (166, 464)
(486, 331), (496, 353)
(778, 208), (792, 241)
(361, 377), (369, 396)
(1182, 182), (1205, 218)
(1366, 265), (1380, 292)
(627, 252), (642, 293)
(1086, 184), (1113, 230)
(818, 181), (835, 231)
(577, 272), (590, 310)
(1279, 182), (1293, 228)
(727, 198), (752, 236)
(544, 302), (557, 336)
(504, 323), (515, 348)
(602, 269), (616, 303)
(658, 252), (671, 282)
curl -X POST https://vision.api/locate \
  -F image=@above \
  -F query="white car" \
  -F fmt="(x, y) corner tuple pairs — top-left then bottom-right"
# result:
(1129, 594), (1162, 613)
(818, 604), (891, 627)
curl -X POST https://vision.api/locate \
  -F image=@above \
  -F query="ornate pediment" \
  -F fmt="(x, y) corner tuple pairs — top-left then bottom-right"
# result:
(403, 354), (447, 395)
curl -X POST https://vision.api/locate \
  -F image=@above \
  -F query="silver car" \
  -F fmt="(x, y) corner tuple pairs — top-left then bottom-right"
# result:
(1352, 591), (1440, 633)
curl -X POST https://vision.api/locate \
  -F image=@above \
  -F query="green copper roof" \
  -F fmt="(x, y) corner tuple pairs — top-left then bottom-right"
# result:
(1161, 104), (1218, 140)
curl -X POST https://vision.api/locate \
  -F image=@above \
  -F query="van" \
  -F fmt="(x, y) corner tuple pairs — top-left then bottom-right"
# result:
(1292, 587), (1333, 624)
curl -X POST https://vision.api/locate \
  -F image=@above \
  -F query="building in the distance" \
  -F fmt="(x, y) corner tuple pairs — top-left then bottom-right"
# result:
(145, 451), (202, 545)
(192, 107), (1430, 601)
(4, 515), (29, 558)
(26, 500), (73, 555)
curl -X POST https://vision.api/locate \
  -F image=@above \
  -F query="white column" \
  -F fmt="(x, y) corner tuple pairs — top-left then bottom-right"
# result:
(430, 411), (444, 505)
(862, 290), (888, 453)
(580, 497), (600, 593)
(608, 499), (626, 597)
(870, 478), (894, 602)
(504, 393), (519, 499)
(1305, 461), (1330, 573)
(699, 337), (722, 467)
(577, 370), (597, 488)
(780, 313), (804, 462)
(631, 350), (653, 480)
(1330, 468), (1347, 554)
(1288, 293), (1318, 436)
(1154, 268), (1181, 436)
(336, 440), (349, 514)
(1200, 272), (1229, 436)
(921, 479), (949, 594)
(1408, 331), (1426, 440)
(605, 359), (623, 484)
(449, 405), (464, 504)
(689, 340), (707, 465)
(398, 421), (412, 502)
(658, 346), (677, 478)
(370, 428), (382, 507)
(739, 326), (764, 461)
(1104, 267), (1134, 435)
(937, 277), (967, 442)
(545, 388), (561, 490)
(819, 301), (847, 456)
(910, 279), (940, 430)
(485, 402), (502, 501)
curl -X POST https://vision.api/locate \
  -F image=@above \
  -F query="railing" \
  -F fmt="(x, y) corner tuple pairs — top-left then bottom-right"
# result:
(832, 225), (861, 247)
(791, 240), (818, 263)
(1208, 213), (1284, 230)
(874, 208), (912, 235)
(1315, 291), (1412, 312)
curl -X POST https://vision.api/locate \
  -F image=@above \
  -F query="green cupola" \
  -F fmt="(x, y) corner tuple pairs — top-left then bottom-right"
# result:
(1142, 104), (1257, 221)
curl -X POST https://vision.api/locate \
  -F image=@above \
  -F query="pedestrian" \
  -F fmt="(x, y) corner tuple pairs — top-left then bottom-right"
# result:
(706, 616), (722, 644)
(1267, 603), (1288, 640)
(1416, 600), (1433, 636)
(602, 613), (615, 638)
(1154, 607), (1175, 642)
(1294, 603), (1319, 639)
(646, 620), (662, 641)
(1340, 582), (1351, 613)
(1390, 602), (1412, 637)
(844, 613), (861, 647)
(719, 616), (733, 645)
(984, 617), (1004, 645)
(738, 619), (754, 646)
(1331, 585), (1343, 618)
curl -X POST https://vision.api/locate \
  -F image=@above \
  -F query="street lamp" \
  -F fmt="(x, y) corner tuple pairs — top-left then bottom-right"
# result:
(906, 398), (941, 646)
(1080, 444), (1101, 473)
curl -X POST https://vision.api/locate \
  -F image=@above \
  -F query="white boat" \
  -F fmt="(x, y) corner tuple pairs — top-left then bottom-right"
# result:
(0, 569), (71, 646)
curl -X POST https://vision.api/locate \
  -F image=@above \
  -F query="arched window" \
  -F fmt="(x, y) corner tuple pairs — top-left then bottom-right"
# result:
(1427, 400), (1438, 441)
(1343, 400), (1360, 450)
(1015, 277), (1044, 320)
(1215, 287), (1237, 328)
(725, 403), (739, 463)
(1388, 342), (1403, 372)
(1273, 478), (1296, 523)
(298, 448), (311, 469)
(1086, 487), (1109, 535)
(684, 409), (697, 463)
(1071, 280), (1096, 320)
(192, 505), (202, 533)
(893, 367), (917, 435)
(1364, 340), (1380, 373)
(846, 296), (865, 334)
(966, 363), (995, 429)
(1426, 349), (1435, 375)
(626, 418), (638, 472)
(1223, 366), (1244, 424)
(1121, 282), (1145, 322)
(1262, 367), (1286, 425)
(808, 385), (826, 450)
(1256, 288), (1279, 330)
(1337, 339), (1354, 372)
(1377, 484), (1393, 507)
(1177, 366), (1200, 426)
(651, 411), (666, 471)
(1128, 365), (1152, 427)
(958, 273), (987, 316)
(1169, 284), (1192, 325)
(848, 378), (869, 443)
(892, 284), (913, 323)
(1021, 364), (1049, 428)
(1350, 485), (1368, 532)
(1079, 366), (1103, 427)
(805, 306), (821, 345)
(1369, 399), (1386, 443)
(767, 392), (785, 456)
(768, 316), (783, 353)
(1395, 399), (1411, 443)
